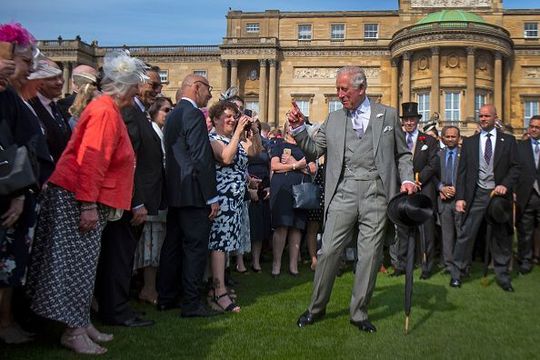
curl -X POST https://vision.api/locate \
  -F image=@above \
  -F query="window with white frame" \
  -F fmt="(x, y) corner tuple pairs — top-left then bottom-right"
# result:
(524, 99), (540, 128)
(328, 99), (343, 113)
(331, 24), (345, 41)
(158, 70), (169, 83)
(445, 91), (461, 122)
(245, 100), (259, 114)
(364, 24), (379, 39)
(475, 91), (488, 120)
(298, 24), (312, 41)
(295, 99), (310, 117)
(193, 70), (207, 78)
(246, 23), (260, 33)
(524, 23), (538, 38)
(417, 92), (430, 121)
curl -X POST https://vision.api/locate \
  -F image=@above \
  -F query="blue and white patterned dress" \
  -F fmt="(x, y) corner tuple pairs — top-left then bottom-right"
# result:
(208, 133), (249, 252)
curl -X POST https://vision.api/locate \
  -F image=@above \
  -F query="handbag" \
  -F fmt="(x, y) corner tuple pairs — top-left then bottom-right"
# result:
(0, 143), (38, 196)
(292, 178), (321, 210)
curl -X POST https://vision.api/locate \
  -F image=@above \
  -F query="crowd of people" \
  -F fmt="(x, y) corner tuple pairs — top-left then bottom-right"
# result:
(1, 22), (540, 355)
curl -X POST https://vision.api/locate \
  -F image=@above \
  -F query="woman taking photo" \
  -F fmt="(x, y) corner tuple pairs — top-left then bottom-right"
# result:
(26, 50), (147, 355)
(207, 101), (259, 313)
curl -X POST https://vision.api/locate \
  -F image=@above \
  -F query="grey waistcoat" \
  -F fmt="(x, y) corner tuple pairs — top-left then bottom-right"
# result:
(478, 143), (495, 189)
(343, 116), (378, 180)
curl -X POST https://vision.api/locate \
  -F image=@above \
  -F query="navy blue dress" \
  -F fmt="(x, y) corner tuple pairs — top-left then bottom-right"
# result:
(269, 141), (311, 230)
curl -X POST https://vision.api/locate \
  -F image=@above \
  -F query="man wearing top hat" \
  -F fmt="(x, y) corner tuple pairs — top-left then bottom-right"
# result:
(450, 104), (519, 291)
(390, 102), (439, 279)
(515, 115), (540, 275)
(287, 66), (416, 333)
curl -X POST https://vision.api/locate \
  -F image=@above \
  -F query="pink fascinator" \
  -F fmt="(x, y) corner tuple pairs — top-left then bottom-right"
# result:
(0, 23), (36, 46)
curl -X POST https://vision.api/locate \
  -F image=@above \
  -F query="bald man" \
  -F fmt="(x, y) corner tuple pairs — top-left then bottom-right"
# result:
(57, 64), (98, 120)
(450, 104), (519, 292)
(157, 74), (220, 317)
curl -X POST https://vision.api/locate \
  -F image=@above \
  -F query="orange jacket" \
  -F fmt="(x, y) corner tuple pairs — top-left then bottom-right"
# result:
(49, 95), (135, 210)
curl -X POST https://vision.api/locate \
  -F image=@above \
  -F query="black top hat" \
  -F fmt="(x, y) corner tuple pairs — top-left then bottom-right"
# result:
(400, 102), (422, 119)
(387, 192), (433, 227)
(485, 195), (512, 225)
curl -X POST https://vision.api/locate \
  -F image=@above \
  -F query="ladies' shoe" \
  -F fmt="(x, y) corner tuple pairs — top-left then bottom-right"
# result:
(271, 272), (280, 278)
(288, 270), (299, 277)
(60, 331), (107, 355)
(250, 265), (262, 273)
(0, 325), (33, 344)
(86, 324), (113, 343)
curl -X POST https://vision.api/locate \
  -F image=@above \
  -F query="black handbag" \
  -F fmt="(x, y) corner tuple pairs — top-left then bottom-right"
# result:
(292, 179), (321, 210)
(0, 118), (38, 195)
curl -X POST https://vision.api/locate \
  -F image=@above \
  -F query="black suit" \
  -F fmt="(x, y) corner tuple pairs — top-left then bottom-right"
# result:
(28, 96), (71, 163)
(57, 92), (76, 121)
(96, 103), (164, 323)
(515, 139), (540, 272)
(157, 99), (217, 313)
(394, 131), (439, 274)
(451, 130), (519, 285)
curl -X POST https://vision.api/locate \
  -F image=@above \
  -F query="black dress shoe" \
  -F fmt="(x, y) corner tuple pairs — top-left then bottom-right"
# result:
(111, 316), (155, 327)
(449, 278), (461, 288)
(391, 269), (405, 277)
(499, 282), (515, 292)
(156, 302), (182, 311)
(181, 306), (222, 318)
(350, 320), (377, 333)
(518, 267), (532, 275)
(419, 271), (431, 280)
(297, 310), (325, 328)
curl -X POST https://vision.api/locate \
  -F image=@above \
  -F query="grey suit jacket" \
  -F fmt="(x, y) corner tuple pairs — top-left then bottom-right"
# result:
(294, 102), (413, 221)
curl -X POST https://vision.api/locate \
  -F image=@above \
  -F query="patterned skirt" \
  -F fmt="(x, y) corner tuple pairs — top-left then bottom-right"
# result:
(26, 186), (108, 328)
(133, 210), (167, 269)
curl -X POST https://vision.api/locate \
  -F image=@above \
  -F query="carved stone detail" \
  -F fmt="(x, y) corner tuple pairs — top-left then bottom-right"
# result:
(417, 55), (429, 70)
(293, 67), (380, 80)
(522, 67), (540, 80)
(282, 50), (390, 57)
(221, 48), (276, 56)
(477, 55), (489, 71)
(411, 0), (491, 7)
(446, 53), (460, 68)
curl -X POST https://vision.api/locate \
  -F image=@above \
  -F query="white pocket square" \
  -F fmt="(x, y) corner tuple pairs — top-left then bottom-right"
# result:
(376, 113), (384, 118)
(383, 126), (393, 133)
(421, 144), (428, 151)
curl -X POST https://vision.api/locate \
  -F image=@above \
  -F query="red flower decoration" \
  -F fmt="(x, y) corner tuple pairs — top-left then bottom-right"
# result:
(0, 23), (36, 46)
(418, 135), (426, 142)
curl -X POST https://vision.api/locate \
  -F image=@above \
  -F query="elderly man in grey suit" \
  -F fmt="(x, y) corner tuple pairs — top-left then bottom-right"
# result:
(290, 66), (416, 333)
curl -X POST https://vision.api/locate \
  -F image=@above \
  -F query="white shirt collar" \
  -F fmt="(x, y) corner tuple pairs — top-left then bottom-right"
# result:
(481, 128), (497, 138)
(182, 97), (198, 109)
(352, 97), (370, 115)
(134, 97), (146, 112)
(37, 92), (53, 107)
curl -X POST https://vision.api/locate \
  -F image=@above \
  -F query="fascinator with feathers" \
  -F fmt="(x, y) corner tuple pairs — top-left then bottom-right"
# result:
(220, 86), (239, 101)
(103, 49), (149, 85)
(0, 22), (36, 47)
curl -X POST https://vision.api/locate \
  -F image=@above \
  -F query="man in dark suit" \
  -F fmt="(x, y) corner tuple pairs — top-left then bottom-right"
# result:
(28, 59), (72, 163)
(450, 104), (519, 291)
(157, 74), (220, 317)
(391, 102), (439, 279)
(515, 115), (540, 274)
(96, 68), (164, 327)
(436, 126), (461, 273)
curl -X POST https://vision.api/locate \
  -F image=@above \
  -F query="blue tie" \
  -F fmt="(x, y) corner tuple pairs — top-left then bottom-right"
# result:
(445, 150), (454, 185)
(484, 133), (492, 164)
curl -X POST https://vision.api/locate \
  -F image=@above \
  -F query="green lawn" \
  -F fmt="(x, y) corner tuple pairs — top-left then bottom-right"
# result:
(4, 263), (540, 359)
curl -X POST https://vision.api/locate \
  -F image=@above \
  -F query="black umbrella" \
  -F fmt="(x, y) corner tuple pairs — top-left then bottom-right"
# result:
(481, 223), (493, 287)
(404, 226), (416, 334)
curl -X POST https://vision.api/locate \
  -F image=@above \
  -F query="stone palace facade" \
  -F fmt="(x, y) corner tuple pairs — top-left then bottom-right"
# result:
(39, 0), (540, 134)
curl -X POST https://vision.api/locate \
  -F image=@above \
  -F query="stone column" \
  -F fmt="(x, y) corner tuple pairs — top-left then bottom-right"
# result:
(220, 60), (229, 92)
(258, 59), (268, 122)
(268, 60), (277, 127)
(466, 47), (476, 120)
(494, 52), (503, 115)
(431, 47), (440, 115)
(230, 60), (238, 88)
(402, 52), (411, 103)
(391, 58), (399, 110)
(62, 61), (71, 95)
(504, 59), (512, 124)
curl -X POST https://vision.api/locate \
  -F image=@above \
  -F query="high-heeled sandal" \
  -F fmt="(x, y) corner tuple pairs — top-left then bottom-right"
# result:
(60, 331), (107, 355)
(213, 292), (240, 313)
(86, 324), (113, 343)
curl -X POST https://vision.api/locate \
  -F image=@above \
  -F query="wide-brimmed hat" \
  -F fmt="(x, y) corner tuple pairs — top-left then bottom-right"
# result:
(387, 192), (433, 227)
(485, 195), (512, 225)
(400, 102), (422, 119)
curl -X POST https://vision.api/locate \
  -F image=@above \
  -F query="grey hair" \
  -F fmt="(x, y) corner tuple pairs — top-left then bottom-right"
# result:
(100, 76), (136, 98)
(337, 66), (367, 90)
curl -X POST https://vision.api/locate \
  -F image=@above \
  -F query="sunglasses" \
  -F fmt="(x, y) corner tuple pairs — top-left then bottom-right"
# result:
(161, 107), (172, 113)
(194, 80), (213, 92)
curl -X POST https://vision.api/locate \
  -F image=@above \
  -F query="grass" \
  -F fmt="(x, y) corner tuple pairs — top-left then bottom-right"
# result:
(3, 261), (540, 360)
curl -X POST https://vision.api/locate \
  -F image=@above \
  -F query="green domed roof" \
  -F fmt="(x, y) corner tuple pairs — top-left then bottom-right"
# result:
(417, 10), (486, 24)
